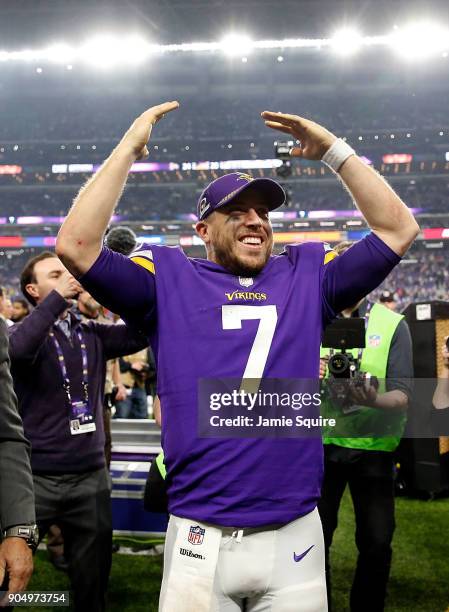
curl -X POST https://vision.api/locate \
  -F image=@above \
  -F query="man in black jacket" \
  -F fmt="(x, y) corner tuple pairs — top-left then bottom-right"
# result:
(9, 251), (148, 612)
(0, 318), (36, 600)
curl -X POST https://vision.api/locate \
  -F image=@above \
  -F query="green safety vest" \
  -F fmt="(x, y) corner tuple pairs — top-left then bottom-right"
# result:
(155, 451), (167, 479)
(320, 303), (406, 452)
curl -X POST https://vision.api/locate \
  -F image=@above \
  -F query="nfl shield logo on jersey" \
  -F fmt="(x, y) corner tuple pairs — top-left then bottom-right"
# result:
(239, 277), (254, 288)
(188, 525), (205, 545)
(368, 334), (381, 347)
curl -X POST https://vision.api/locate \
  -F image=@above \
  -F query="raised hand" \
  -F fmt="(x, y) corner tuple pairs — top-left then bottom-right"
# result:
(319, 358), (328, 380)
(120, 101), (180, 160)
(261, 111), (337, 160)
(54, 271), (83, 300)
(348, 379), (378, 408)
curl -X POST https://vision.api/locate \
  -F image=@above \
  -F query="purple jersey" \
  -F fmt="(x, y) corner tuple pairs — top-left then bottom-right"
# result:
(81, 232), (400, 526)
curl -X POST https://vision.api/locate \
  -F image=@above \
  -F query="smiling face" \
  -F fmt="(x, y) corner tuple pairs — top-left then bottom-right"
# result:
(195, 190), (273, 276)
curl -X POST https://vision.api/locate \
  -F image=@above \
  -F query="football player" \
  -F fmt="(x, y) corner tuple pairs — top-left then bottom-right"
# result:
(56, 102), (419, 611)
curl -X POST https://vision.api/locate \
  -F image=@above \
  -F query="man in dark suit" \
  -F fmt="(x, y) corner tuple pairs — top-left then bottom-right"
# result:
(0, 317), (36, 598)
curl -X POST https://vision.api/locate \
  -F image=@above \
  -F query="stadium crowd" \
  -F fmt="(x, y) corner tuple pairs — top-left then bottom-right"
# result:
(3, 240), (449, 322)
(1, 92), (448, 143)
(1, 175), (449, 219)
(370, 245), (449, 309)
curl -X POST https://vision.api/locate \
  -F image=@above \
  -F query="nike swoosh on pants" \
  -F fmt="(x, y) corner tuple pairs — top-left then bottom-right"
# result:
(293, 544), (314, 563)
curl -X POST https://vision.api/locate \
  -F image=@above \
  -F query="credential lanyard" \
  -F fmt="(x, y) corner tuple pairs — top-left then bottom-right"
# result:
(49, 327), (89, 406)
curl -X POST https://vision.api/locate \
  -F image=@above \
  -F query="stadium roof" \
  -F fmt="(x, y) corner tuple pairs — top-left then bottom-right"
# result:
(2, 0), (449, 47)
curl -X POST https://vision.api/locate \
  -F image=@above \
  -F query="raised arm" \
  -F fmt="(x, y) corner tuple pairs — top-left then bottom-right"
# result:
(55, 101), (179, 277)
(9, 272), (81, 362)
(261, 111), (420, 256)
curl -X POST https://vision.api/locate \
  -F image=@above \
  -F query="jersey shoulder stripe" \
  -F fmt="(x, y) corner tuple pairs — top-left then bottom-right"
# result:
(323, 242), (338, 265)
(324, 251), (338, 265)
(129, 255), (155, 274)
(129, 243), (155, 275)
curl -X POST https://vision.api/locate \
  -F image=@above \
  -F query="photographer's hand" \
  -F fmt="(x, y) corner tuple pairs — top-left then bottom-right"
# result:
(131, 361), (145, 372)
(115, 384), (127, 402)
(350, 382), (408, 413)
(319, 358), (328, 380)
(349, 380), (378, 408)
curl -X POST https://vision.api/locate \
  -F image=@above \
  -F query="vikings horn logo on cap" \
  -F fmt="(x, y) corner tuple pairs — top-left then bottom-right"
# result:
(197, 172), (286, 220)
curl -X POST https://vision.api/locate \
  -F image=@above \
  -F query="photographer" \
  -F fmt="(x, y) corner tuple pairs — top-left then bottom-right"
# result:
(114, 348), (155, 419)
(318, 242), (413, 612)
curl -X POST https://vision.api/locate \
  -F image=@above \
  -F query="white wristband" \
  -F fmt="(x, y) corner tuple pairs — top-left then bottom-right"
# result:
(321, 138), (355, 173)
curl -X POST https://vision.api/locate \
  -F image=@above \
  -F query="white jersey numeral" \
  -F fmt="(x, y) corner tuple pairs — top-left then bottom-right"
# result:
(222, 305), (278, 390)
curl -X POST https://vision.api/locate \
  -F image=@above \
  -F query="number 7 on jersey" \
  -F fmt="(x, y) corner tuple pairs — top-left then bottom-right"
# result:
(222, 305), (278, 390)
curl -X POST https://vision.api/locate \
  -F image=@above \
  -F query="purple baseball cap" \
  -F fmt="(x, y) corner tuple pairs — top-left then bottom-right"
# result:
(197, 172), (286, 220)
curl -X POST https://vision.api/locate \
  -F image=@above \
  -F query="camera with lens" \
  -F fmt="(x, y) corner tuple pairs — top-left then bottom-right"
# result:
(322, 318), (378, 414)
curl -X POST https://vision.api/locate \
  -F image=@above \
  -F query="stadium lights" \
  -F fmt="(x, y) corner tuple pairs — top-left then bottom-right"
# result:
(0, 24), (448, 66)
(330, 28), (364, 56)
(220, 34), (253, 57)
(50, 159), (285, 174)
(44, 44), (75, 64)
(79, 34), (152, 67)
(390, 22), (449, 59)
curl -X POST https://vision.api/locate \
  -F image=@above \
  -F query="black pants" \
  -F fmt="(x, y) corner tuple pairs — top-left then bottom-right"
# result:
(33, 467), (112, 612)
(143, 457), (168, 514)
(318, 446), (395, 612)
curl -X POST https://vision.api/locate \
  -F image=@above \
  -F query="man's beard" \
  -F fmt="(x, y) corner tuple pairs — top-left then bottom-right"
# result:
(212, 241), (271, 277)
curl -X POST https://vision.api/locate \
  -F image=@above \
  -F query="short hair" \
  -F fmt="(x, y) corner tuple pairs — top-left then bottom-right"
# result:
(12, 297), (30, 311)
(333, 241), (354, 256)
(20, 251), (58, 306)
(105, 226), (137, 256)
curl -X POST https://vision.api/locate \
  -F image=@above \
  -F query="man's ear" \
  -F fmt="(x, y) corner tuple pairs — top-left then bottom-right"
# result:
(25, 283), (39, 302)
(195, 221), (210, 244)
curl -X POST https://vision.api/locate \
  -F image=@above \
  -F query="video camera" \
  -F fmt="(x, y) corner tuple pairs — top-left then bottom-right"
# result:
(322, 317), (379, 413)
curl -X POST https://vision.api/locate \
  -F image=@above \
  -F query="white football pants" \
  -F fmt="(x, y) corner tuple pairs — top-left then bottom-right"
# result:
(159, 507), (327, 612)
